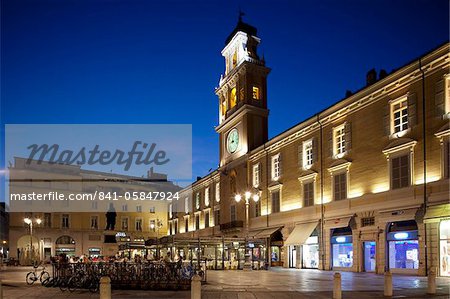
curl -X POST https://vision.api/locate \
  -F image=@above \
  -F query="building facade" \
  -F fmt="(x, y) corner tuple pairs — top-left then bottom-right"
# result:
(168, 18), (450, 276)
(8, 158), (179, 265)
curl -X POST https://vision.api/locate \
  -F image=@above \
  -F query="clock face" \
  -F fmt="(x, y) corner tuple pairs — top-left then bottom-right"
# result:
(226, 128), (239, 154)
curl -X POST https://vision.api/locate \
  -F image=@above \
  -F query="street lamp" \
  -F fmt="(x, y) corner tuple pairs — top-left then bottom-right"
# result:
(150, 219), (163, 260)
(24, 217), (41, 265)
(234, 189), (260, 270)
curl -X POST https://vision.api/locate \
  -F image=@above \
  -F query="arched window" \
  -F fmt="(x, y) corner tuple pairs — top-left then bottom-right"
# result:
(229, 87), (237, 108)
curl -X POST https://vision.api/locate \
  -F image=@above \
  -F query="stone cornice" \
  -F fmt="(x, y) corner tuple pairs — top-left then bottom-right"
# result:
(248, 43), (449, 162)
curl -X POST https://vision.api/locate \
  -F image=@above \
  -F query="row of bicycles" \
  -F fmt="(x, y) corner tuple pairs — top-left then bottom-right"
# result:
(26, 263), (99, 292)
(26, 261), (202, 292)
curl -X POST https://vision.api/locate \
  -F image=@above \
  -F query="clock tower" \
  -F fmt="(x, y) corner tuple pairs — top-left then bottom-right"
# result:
(215, 15), (270, 166)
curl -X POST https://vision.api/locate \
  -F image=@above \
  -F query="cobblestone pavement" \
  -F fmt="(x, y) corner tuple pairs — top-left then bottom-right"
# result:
(1, 266), (449, 298)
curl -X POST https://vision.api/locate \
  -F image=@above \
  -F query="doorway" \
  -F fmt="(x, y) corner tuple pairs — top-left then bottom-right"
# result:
(288, 246), (296, 268)
(363, 241), (376, 272)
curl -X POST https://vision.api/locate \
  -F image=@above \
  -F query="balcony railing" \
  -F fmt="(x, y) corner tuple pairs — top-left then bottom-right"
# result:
(220, 220), (243, 231)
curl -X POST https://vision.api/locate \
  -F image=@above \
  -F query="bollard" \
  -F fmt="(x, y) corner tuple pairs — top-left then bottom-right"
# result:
(384, 271), (393, 297)
(191, 274), (202, 299)
(333, 272), (342, 299)
(427, 268), (436, 294)
(100, 276), (111, 299)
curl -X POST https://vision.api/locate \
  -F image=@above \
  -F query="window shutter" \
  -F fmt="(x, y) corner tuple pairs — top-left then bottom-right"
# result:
(268, 156), (272, 180)
(278, 154), (283, 177)
(297, 144), (303, 168)
(312, 137), (318, 163)
(407, 92), (417, 128)
(258, 163), (262, 185)
(383, 104), (390, 136)
(327, 130), (333, 157)
(344, 122), (352, 151)
(435, 80), (445, 117)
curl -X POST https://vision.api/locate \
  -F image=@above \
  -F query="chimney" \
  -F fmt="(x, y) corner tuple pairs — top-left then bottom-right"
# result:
(366, 69), (377, 86)
(345, 90), (353, 98)
(379, 69), (388, 80)
(196, 176), (202, 181)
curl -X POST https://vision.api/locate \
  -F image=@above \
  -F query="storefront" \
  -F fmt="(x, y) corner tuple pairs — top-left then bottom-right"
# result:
(88, 247), (101, 258)
(160, 236), (267, 270)
(302, 235), (319, 269)
(284, 221), (320, 269)
(55, 235), (76, 257)
(331, 227), (353, 269)
(386, 220), (419, 273)
(439, 219), (450, 276)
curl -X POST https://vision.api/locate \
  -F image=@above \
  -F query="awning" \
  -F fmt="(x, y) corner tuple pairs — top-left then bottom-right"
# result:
(284, 221), (318, 246)
(324, 216), (352, 229)
(248, 226), (282, 239)
(424, 204), (450, 223)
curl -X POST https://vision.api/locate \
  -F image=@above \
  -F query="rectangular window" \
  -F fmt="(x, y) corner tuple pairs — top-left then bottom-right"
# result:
(169, 222), (173, 235)
(303, 182), (314, 207)
(332, 242), (353, 268)
(205, 187), (210, 206)
(333, 125), (346, 156)
(136, 205), (142, 213)
(174, 220), (178, 234)
(303, 140), (313, 169)
(215, 182), (220, 202)
(255, 201), (261, 217)
(230, 205), (236, 222)
(91, 201), (98, 210)
(149, 206), (155, 213)
(444, 141), (450, 179)
(44, 213), (51, 228)
(185, 217), (189, 232)
(61, 214), (69, 229)
(214, 209), (220, 226)
(391, 155), (410, 189)
(205, 211), (210, 228)
(271, 190), (280, 213)
(135, 218), (142, 231)
(122, 204), (128, 212)
(90, 216), (98, 230)
(388, 240), (419, 269)
(333, 173), (347, 201)
(446, 76), (450, 115)
(150, 219), (156, 231)
(252, 86), (260, 100)
(361, 217), (375, 227)
(195, 214), (200, 230)
(391, 98), (408, 134)
(271, 154), (280, 180)
(253, 164), (260, 187)
(122, 217), (129, 230)
(195, 193), (200, 210)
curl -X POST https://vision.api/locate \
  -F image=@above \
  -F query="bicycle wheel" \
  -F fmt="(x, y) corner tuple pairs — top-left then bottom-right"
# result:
(59, 278), (68, 292)
(88, 277), (99, 293)
(42, 277), (52, 287)
(67, 276), (79, 293)
(26, 272), (37, 285)
(40, 271), (50, 283)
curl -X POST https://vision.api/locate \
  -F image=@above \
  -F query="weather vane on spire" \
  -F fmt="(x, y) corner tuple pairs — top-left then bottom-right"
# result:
(238, 8), (245, 22)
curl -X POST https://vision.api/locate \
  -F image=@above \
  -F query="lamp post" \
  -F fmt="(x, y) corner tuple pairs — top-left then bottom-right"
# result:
(234, 190), (260, 270)
(24, 217), (42, 264)
(150, 219), (163, 260)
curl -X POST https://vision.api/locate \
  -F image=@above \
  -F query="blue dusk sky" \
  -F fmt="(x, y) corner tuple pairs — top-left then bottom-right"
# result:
(1, 0), (448, 188)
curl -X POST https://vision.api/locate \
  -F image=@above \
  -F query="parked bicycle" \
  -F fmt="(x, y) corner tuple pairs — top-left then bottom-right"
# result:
(26, 263), (50, 285)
